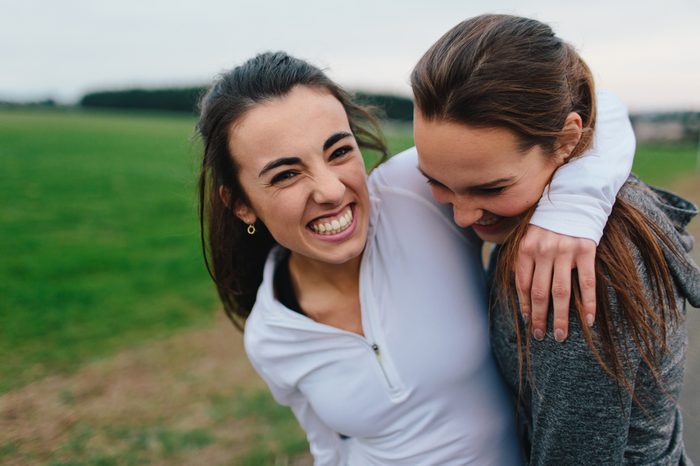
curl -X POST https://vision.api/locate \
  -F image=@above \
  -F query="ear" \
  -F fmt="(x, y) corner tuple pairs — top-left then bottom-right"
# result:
(233, 199), (257, 225)
(219, 185), (257, 224)
(555, 112), (583, 163)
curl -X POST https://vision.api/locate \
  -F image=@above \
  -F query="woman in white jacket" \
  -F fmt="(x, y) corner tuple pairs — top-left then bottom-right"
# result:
(195, 52), (634, 464)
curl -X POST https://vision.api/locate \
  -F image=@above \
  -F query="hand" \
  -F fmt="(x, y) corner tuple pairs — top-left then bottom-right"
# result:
(516, 225), (597, 342)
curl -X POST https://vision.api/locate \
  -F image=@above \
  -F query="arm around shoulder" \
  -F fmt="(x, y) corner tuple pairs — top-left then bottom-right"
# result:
(518, 89), (636, 341)
(530, 89), (635, 243)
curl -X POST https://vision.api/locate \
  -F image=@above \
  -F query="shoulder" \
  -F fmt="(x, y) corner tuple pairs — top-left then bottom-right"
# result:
(618, 176), (698, 237)
(368, 146), (450, 219)
(368, 147), (426, 194)
(614, 176), (700, 305)
(243, 248), (287, 363)
(368, 147), (478, 244)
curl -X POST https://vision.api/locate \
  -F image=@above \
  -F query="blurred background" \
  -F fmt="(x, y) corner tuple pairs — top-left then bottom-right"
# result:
(1, 1), (699, 464)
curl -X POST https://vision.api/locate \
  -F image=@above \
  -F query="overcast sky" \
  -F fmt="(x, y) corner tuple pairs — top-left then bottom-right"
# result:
(2, 0), (699, 111)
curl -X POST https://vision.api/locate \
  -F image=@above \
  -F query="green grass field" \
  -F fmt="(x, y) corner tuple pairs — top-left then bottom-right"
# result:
(0, 109), (216, 393)
(633, 142), (698, 185)
(1, 108), (697, 394)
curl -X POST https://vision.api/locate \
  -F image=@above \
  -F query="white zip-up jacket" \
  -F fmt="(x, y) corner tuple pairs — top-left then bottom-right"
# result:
(244, 90), (634, 465)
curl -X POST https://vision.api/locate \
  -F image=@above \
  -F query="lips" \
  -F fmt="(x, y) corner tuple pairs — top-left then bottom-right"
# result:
(474, 214), (502, 226)
(308, 205), (354, 235)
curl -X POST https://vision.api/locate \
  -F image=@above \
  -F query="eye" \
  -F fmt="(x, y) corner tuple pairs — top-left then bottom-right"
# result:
(270, 170), (299, 185)
(329, 145), (353, 160)
(425, 178), (447, 190)
(475, 186), (506, 195)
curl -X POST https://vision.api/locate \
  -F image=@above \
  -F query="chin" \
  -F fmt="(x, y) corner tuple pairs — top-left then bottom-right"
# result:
(474, 232), (508, 245)
(471, 215), (521, 244)
(472, 225), (512, 244)
(315, 237), (367, 265)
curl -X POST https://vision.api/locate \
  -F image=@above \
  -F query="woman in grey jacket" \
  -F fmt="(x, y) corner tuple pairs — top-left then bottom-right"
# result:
(411, 14), (700, 465)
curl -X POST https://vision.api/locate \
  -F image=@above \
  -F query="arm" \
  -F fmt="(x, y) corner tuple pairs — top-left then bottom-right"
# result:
(518, 89), (635, 341)
(287, 393), (346, 466)
(249, 358), (344, 466)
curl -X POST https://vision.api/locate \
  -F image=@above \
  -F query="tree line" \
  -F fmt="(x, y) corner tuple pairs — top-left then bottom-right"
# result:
(79, 87), (415, 122)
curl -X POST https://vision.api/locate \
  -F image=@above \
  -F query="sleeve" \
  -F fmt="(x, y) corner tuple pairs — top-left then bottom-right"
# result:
(247, 356), (344, 466)
(529, 89), (636, 244)
(525, 314), (639, 465)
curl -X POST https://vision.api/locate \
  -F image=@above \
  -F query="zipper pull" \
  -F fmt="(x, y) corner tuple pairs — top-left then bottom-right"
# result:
(371, 343), (381, 358)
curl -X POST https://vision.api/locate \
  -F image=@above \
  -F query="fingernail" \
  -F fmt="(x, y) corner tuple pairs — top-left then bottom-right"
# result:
(586, 314), (594, 327)
(533, 329), (545, 341)
(523, 314), (529, 324)
(554, 329), (565, 342)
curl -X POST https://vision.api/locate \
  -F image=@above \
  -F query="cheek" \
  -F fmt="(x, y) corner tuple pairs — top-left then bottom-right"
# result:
(430, 186), (452, 204)
(484, 191), (539, 218)
(250, 188), (307, 235)
(345, 164), (370, 197)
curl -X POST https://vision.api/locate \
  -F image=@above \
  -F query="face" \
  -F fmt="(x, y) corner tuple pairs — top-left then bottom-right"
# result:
(229, 85), (370, 265)
(414, 111), (565, 244)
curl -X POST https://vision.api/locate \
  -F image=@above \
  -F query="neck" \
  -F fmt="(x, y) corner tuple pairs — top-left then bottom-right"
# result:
(288, 252), (362, 295)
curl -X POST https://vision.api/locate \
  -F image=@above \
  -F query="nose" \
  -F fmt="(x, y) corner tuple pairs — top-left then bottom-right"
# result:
(312, 167), (346, 206)
(452, 195), (483, 228)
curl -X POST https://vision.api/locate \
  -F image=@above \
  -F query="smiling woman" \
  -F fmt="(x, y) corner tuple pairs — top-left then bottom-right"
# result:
(411, 14), (700, 464)
(230, 86), (370, 270)
(414, 123), (570, 243)
(195, 51), (636, 465)
(196, 53), (386, 329)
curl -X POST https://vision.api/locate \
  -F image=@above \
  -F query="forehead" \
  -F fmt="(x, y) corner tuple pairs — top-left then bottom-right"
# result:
(228, 86), (351, 170)
(413, 114), (523, 182)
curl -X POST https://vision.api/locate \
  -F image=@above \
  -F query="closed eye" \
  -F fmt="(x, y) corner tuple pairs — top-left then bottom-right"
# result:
(270, 170), (299, 185)
(425, 177), (448, 190)
(474, 186), (506, 195)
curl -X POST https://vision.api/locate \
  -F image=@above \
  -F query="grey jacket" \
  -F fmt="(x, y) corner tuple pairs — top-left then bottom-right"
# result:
(490, 176), (700, 465)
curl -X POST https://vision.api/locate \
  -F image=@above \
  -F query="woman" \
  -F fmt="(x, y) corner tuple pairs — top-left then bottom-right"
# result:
(411, 14), (700, 464)
(196, 52), (633, 464)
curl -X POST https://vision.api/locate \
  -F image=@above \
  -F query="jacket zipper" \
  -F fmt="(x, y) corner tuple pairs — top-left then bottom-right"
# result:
(371, 343), (394, 389)
(270, 311), (399, 392)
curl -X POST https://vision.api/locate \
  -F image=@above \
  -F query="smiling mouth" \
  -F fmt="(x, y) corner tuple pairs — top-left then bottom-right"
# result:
(474, 213), (504, 227)
(308, 205), (354, 235)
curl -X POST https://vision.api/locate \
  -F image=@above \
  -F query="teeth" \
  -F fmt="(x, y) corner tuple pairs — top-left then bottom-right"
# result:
(310, 207), (354, 235)
(475, 216), (499, 226)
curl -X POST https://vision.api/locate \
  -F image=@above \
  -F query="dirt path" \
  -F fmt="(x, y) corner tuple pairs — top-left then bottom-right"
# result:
(673, 175), (700, 462)
(0, 314), (312, 465)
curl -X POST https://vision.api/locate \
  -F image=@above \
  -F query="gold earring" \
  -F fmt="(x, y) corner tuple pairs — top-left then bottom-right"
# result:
(247, 224), (256, 235)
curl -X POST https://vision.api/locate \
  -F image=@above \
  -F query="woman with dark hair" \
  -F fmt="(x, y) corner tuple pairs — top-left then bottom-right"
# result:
(197, 51), (634, 464)
(412, 14), (700, 464)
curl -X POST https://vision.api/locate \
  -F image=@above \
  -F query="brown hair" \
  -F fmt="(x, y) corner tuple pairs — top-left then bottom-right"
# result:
(197, 52), (387, 330)
(411, 15), (681, 399)
(412, 14), (595, 158)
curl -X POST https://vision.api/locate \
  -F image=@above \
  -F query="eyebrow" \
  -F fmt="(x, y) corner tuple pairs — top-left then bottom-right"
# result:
(417, 166), (515, 190)
(258, 157), (302, 177)
(323, 131), (352, 151)
(258, 131), (353, 177)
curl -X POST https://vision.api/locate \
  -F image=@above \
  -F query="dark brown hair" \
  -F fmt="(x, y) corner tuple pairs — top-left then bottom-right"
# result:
(411, 15), (681, 398)
(197, 52), (387, 330)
